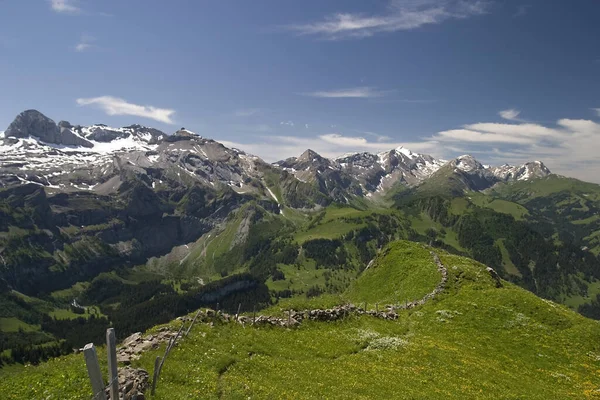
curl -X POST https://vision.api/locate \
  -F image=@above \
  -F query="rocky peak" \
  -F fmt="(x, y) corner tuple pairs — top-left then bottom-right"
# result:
(298, 149), (324, 163)
(392, 146), (416, 159)
(4, 109), (93, 148)
(336, 152), (377, 167)
(451, 155), (485, 173)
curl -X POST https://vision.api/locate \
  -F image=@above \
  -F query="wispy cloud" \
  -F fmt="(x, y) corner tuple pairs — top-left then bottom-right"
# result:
(218, 109), (600, 183)
(74, 34), (95, 52)
(593, 108), (600, 117)
(286, 0), (491, 39)
(219, 133), (440, 163)
(76, 96), (176, 124)
(234, 108), (262, 117)
(431, 114), (600, 183)
(498, 108), (522, 121)
(363, 131), (392, 142)
(50, 0), (81, 14)
(49, 0), (111, 16)
(303, 86), (390, 98)
(280, 121), (295, 127)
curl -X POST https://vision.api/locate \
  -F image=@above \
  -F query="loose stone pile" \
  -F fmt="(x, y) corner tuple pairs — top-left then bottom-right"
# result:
(105, 367), (150, 400)
(116, 327), (178, 365)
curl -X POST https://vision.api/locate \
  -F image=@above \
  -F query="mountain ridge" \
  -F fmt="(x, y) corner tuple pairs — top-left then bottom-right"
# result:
(1, 110), (552, 201)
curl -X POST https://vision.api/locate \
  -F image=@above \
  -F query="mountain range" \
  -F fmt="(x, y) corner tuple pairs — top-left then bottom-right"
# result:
(0, 109), (551, 201)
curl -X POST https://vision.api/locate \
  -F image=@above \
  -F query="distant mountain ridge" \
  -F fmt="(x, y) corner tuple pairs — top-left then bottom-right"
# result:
(0, 109), (551, 201)
(276, 148), (550, 200)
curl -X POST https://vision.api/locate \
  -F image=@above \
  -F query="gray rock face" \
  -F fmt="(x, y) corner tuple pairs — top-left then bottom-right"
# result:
(4, 110), (93, 148)
(83, 126), (128, 142)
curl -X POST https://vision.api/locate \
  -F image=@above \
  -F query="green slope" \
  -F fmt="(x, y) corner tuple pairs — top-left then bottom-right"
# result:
(344, 241), (441, 304)
(4, 241), (600, 399)
(489, 175), (600, 253)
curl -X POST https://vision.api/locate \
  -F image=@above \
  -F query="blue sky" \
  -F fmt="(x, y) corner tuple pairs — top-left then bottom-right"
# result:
(1, 0), (599, 182)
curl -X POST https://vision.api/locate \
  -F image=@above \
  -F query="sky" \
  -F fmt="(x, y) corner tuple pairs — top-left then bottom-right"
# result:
(0, 0), (599, 182)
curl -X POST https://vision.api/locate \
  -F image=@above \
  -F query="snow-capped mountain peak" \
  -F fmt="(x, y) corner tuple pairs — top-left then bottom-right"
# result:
(394, 146), (415, 158)
(453, 154), (485, 172)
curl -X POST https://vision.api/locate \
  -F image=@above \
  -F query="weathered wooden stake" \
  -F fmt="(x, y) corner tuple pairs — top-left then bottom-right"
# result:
(236, 303), (242, 321)
(106, 328), (119, 400)
(83, 343), (106, 400)
(186, 309), (202, 337)
(253, 306), (256, 324)
(157, 323), (186, 381)
(151, 355), (161, 395)
(376, 303), (379, 313)
(287, 310), (291, 326)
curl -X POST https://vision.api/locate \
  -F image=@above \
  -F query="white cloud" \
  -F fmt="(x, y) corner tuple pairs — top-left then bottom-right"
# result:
(303, 86), (390, 98)
(305, 124), (309, 129)
(593, 108), (600, 117)
(217, 110), (600, 183)
(234, 108), (262, 117)
(50, 0), (81, 14)
(74, 34), (95, 52)
(431, 115), (600, 183)
(75, 43), (91, 52)
(435, 128), (534, 144)
(219, 132), (440, 163)
(498, 108), (521, 121)
(76, 96), (176, 124)
(363, 131), (392, 142)
(280, 121), (295, 127)
(286, 0), (490, 39)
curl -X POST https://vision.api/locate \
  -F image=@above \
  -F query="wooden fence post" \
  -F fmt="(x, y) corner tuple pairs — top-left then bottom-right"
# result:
(151, 355), (161, 395)
(186, 309), (202, 337)
(287, 310), (291, 326)
(83, 343), (106, 400)
(157, 323), (186, 381)
(106, 328), (119, 400)
(253, 306), (256, 325)
(236, 303), (242, 321)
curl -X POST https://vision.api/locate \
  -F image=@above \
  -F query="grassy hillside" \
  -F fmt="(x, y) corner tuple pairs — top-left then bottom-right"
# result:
(3, 241), (600, 399)
(344, 241), (441, 304)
